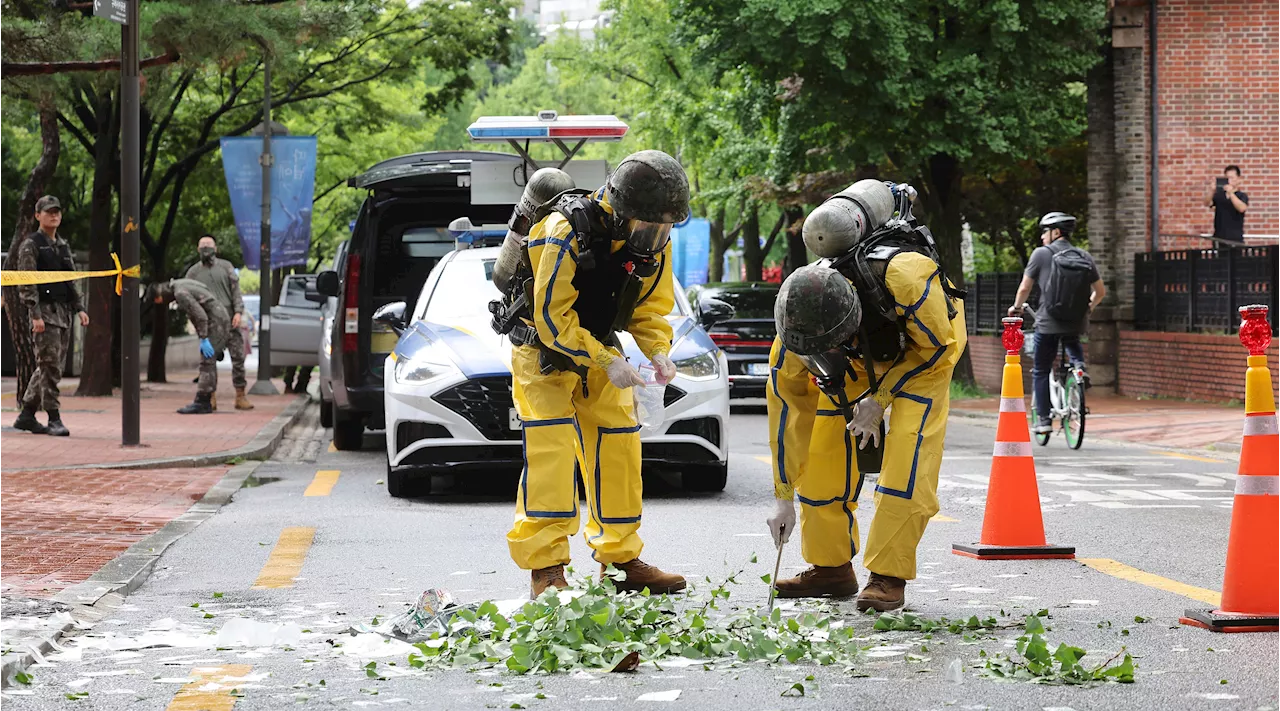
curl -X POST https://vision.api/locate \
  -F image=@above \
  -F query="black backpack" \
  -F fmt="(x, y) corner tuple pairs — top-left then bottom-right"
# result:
(1042, 242), (1095, 322)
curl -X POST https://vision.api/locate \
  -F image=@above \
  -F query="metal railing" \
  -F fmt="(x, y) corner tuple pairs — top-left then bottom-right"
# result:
(1134, 245), (1278, 333)
(964, 272), (1037, 335)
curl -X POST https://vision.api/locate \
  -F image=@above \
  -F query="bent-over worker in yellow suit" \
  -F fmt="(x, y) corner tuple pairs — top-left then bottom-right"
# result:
(767, 251), (966, 611)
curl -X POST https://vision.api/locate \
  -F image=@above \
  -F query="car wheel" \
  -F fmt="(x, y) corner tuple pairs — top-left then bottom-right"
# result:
(332, 407), (364, 451)
(683, 462), (728, 492)
(386, 458), (430, 498)
(319, 396), (333, 428)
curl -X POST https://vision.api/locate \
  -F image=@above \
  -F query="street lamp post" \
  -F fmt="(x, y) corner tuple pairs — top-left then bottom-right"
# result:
(249, 40), (279, 396)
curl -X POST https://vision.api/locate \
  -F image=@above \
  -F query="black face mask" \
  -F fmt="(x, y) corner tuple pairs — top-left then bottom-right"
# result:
(199, 247), (216, 264)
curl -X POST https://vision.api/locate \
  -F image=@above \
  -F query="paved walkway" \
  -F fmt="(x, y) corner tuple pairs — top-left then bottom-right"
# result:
(952, 391), (1244, 450)
(0, 467), (229, 598)
(0, 372), (293, 470)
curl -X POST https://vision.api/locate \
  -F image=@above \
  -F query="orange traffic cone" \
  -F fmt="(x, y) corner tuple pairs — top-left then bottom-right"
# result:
(953, 317), (1075, 560)
(1181, 305), (1279, 633)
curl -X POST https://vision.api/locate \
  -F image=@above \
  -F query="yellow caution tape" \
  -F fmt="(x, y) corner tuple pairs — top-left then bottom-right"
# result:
(1, 252), (141, 296)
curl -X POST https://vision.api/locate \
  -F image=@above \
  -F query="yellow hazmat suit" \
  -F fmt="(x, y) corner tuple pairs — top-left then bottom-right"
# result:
(507, 192), (675, 571)
(767, 251), (966, 580)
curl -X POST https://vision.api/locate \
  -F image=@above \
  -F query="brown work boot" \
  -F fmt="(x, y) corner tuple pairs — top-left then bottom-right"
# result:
(210, 392), (217, 411)
(531, 565), (568, 599)
(603, 559), (686, 594)
(235, 387), (254, 410)
(856, 573), (906, 612)
(775, 563), (859, 599)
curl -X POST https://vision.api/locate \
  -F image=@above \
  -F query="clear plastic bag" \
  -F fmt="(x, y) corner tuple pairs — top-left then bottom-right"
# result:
(633, 364), (666, 432)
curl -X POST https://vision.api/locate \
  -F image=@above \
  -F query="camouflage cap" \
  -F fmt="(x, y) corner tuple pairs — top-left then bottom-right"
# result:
(35, 195), (61, 212)
(774, 263), (861, 355)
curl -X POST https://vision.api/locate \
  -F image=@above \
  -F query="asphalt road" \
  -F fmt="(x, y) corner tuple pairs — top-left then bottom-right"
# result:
(5, 402), (1277, 710)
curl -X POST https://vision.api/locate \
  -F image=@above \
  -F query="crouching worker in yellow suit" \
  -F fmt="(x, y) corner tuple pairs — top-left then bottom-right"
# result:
(498, 151), (691, 598)
(765, 180), (966, 611)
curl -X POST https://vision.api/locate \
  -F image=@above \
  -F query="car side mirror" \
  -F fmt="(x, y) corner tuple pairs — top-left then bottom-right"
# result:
(698, 297), (735, 330)
(303, 288), (325, 304)
(316, 270), (340, 297)
(373, 301), (408, 335)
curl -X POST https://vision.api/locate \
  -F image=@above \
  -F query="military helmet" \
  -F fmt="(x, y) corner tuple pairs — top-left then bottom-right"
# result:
(775, 263), (862, 355)
(606, 150), (690, 224)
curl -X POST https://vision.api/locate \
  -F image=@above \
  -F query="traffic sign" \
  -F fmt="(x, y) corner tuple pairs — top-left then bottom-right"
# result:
(94, 0), (127, 24)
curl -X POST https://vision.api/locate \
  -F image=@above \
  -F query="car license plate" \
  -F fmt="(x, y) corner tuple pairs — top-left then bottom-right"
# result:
(747, 362), (771, 376)
(509, 408), (521, 430)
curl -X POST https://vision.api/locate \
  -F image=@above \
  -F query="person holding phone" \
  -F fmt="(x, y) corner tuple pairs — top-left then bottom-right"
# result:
(1206, 165), (1249, 243)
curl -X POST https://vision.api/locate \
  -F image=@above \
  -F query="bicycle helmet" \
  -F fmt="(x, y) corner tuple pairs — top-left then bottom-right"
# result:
(1038, 212), (1077, 236)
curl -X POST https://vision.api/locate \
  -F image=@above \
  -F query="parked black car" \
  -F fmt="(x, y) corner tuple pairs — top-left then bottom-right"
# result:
(314, 151), (519, 450)
(686, 282), (778, 399)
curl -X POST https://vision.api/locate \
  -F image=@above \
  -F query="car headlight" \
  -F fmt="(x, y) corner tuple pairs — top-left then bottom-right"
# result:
(393, 346), (457, 384)
(674, 351), (720, 381)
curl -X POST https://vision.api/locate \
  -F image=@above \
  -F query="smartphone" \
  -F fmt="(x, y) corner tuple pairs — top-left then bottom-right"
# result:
(1216, 177), (1229, 189)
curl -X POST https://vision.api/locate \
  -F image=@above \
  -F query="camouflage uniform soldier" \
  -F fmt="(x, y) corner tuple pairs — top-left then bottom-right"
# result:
(12, 196), (90, 437)
(152, 279), (230, 414)
(185, 234), (252, 410)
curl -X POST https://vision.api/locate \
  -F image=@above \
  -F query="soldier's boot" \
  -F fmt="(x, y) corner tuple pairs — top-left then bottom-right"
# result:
(235, 387), (254, 410)
(13, 405), (48, 435)
(530, 565), (569, 599)
(775, 563), (859, 599)
(603, 559), (686, 594)
(45, 410), (70, 437)
(210, 393), (217, 411)
(177, 393), (213, 415)
(855, 573), (907, 612)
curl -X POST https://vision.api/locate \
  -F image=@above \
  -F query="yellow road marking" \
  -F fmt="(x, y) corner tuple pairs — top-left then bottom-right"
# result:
(304, 470), (340, 497)
(1155, 450), (1227, 464)
(931, 514), (959, 522)
(328, 441), (337, 452)
(252, 527), (315, 589)
(1, 391), (15, 400)
(1079, 558), (1221, 606)
(166, 664), (253, 711)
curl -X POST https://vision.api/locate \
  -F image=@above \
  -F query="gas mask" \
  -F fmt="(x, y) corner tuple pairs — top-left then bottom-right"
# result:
(198, 246), (216, 265)
(797, 349), (853, 386)
(618, 217), (673, 257)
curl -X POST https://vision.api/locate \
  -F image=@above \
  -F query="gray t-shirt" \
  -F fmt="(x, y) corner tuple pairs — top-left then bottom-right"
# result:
(1024, 239), (1100, 335)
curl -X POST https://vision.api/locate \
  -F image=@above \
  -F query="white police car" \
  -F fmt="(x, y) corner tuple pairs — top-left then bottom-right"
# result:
(380, 246), (730, 498)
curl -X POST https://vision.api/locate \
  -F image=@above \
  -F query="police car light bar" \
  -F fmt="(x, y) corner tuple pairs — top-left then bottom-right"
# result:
(466, 113), (629, 142)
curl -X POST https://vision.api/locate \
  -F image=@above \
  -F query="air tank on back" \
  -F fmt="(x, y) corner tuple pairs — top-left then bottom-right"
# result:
(492, 167), (577, 292)
(802, 180), (896, 259)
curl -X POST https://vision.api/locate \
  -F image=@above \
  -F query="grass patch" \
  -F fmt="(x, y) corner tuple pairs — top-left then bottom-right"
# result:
(950, 379), (988, 400)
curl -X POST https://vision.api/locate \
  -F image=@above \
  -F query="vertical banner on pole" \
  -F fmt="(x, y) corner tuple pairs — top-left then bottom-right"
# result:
(219, 136), (317, 270)
(671, 218), (711, 288)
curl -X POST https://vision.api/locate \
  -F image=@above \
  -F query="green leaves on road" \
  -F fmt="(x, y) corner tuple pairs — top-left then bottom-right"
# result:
(982, 614), (1135, 685)
(873, 613), (997, 634)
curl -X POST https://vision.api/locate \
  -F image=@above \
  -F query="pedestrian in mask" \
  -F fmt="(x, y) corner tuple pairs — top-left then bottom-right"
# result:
(185, 234), (252, 410)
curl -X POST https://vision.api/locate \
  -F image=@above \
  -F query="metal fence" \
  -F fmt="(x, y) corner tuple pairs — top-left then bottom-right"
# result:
(1134, 245), (1278, 334)
(965, 271), (1037, 335)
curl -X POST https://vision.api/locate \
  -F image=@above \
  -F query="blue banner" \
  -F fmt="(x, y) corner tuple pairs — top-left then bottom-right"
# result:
(219, 136), (317, 270)
(671, 218), (710, 287)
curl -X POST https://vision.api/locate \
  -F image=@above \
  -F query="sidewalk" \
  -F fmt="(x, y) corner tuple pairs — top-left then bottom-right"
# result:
(1, 372), (297, 470)
(951, 390), (1244, 451)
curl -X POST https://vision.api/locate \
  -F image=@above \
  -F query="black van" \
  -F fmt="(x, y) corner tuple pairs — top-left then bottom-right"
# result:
(315, 151), (519, 450)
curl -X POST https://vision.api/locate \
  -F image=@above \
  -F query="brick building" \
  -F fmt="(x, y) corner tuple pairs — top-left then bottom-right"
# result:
(971, 0), (1279, 402)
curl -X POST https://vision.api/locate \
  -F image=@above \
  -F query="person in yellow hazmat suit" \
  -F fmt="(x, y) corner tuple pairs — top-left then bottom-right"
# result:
(496, 151), (691, 598)
(765, 180), (966, 611)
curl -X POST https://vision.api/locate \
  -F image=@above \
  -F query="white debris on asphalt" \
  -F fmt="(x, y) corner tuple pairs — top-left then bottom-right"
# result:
(636, 689), (682, 701)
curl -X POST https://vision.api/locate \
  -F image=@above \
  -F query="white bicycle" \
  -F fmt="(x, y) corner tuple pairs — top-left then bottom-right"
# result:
(1021, 313), (1087, 450)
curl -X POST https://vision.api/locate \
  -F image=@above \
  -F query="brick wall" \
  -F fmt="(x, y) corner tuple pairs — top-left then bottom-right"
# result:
(1117, 330), (1280, 402)
(968, 335), (1032, 396)
(1156, 0), (1280, 242)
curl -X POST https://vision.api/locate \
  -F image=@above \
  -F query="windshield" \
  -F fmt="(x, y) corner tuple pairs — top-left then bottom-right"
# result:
(424, 256), (689, 324)
(707, 287), (777, 319)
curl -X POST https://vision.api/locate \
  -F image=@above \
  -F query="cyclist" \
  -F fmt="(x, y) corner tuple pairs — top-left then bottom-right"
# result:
(1007, 212), (1106, 434)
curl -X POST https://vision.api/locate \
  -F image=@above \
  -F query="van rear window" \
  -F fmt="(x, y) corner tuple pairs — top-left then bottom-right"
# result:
(401, 228), (455, 258)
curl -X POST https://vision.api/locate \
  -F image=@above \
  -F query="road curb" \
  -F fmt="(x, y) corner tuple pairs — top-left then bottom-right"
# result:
(1, 394), (310, 473)
(1, 461), (264, 687)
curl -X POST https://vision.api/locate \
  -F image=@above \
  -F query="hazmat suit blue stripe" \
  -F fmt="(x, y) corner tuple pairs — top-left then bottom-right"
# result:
(519, 417), (581, 517)
(874, 392), (932, 499)
(542, 241), (590, 359)
(770, 344), (791, 486)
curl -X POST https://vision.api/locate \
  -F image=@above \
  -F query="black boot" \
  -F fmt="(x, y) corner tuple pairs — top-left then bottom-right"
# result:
(177, 393), (213, 415)
(13, 405), (48, 434)
(45, 410), (70, 437)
